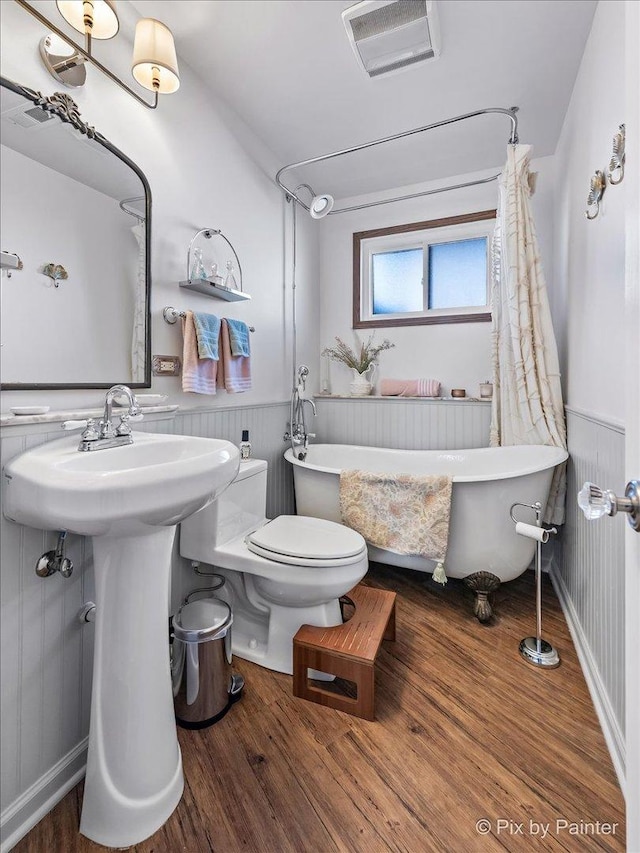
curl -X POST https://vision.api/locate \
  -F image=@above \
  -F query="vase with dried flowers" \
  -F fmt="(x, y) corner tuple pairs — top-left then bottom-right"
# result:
(322, 335), (395, 396)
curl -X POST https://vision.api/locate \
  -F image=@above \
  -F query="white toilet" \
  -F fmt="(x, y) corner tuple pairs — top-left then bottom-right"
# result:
(179, 458), (368, 675)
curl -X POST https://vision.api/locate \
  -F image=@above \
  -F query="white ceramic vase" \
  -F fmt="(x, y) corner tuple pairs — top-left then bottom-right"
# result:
(349, 364), (375, 396)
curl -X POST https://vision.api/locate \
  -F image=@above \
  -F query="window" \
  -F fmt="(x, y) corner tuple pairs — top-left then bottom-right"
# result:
(353, 210), (495, 328)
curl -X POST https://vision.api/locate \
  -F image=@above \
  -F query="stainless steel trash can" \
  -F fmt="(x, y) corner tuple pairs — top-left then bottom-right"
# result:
(171, 597), (244, 728)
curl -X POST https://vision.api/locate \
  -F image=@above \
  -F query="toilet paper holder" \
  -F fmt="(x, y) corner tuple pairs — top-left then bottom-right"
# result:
(509, 501), (558, 541)
(509, 501), (560, 669)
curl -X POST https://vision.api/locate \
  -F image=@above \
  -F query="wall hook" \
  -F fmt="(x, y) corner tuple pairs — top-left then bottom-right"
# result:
(42, 262), (68, 286)
(607, 123), (625, 185)
(585, 170), (606, 220)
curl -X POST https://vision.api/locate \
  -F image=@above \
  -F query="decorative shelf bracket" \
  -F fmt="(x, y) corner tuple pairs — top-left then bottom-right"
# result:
(180, 227), (250, 302)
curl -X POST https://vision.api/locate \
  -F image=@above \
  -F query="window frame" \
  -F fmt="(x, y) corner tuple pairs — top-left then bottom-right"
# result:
(353, 209), (496, 329)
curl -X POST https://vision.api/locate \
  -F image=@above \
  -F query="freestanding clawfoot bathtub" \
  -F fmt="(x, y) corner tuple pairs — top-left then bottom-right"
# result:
(285, 443), (568, 620)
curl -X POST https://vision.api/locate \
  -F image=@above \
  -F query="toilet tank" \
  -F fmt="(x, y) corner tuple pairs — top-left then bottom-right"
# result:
(180, 458), (268, 562)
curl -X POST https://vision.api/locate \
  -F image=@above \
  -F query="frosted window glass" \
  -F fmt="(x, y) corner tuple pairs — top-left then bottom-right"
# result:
(428, 238), (487, 309)
(372, 248), (423, 314)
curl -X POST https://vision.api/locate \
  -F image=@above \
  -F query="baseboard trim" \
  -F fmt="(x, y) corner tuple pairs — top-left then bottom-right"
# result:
(0, 738), (87, 852)
(549, 567), (626, 795)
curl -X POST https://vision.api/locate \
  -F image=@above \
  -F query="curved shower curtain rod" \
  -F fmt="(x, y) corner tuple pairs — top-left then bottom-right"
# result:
(275, 106), (519, 216)
(119, 196), (146, 222)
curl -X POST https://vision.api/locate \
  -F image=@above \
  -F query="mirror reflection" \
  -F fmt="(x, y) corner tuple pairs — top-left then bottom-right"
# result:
(0, 78), (150, 388)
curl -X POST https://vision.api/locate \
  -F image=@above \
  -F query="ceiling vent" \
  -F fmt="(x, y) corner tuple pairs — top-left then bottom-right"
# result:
(2, 103), (55, 130)
(342, 0), (440, 78)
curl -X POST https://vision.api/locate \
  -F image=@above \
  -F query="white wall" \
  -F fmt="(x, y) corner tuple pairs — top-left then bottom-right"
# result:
(317, 156), (556, 397)
(549, 0), (628, 790)
(0, 0), (320, 411)
(1, 145), (136, 384)
(552, 0), (626, 423)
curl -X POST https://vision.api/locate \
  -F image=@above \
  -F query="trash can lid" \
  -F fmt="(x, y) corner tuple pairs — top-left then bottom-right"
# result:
(172, 598), (232, 643)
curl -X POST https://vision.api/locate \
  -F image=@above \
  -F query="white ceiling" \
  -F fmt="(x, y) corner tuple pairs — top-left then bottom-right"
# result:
(132, 0), (596, 199)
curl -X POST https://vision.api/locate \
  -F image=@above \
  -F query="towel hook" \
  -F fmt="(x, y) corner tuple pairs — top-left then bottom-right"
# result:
(585, 170), (606, 220)
(607, 124), (625, 186)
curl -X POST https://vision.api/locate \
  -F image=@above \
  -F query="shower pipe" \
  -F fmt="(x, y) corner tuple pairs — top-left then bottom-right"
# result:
(276, 106), (519, 215)
(289, 184), (316, 389)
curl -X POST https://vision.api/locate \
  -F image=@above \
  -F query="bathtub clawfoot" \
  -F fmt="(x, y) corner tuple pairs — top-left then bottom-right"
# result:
(464, 572), (501, 622)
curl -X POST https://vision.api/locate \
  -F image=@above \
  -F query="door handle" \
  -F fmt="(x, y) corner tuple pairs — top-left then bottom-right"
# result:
(578, 480), (640, 531)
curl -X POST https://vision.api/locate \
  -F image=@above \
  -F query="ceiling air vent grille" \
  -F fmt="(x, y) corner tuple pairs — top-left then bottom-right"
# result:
(2, 103), (55, 129)
(342, 0), (441, 79)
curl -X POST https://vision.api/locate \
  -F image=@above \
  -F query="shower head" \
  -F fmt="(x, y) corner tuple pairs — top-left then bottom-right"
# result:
(309, 193), (334, 219)
(291, 184), (334, 219)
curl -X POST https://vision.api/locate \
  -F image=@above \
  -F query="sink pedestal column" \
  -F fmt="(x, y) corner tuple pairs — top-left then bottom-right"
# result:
(80, 526), (184, 848)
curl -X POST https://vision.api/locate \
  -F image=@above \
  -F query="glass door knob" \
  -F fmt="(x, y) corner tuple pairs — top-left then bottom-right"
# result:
(578, 480), (640, 531)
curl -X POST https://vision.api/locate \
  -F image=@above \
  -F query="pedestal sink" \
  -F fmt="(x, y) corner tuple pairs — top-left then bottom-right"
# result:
(3, 431), (239, 848)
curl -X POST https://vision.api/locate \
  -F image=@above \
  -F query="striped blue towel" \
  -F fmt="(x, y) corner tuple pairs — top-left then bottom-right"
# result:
(225, 318), (250, 357)
(193, 312), (221, 360)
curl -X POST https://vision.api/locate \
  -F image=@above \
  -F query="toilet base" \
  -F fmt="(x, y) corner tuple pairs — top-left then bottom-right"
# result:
(218, 569), (344, 675)
(234, 598), (343, 676)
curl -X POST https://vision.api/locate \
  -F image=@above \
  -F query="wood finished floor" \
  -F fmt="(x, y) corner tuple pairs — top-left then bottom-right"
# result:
(16, 564), (625, 853)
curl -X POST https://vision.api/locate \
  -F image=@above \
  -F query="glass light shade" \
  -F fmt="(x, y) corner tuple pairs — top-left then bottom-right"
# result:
(132, 19), (180, 94)
(56, 0), (119, 39)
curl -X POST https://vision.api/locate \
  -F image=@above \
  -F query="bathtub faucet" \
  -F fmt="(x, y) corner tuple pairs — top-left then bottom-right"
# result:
(284, 367), (316, 460)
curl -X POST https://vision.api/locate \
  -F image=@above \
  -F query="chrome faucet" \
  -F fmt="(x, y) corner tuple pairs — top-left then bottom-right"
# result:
(284, 366), (316, 461)
(78, 385), (141, 452)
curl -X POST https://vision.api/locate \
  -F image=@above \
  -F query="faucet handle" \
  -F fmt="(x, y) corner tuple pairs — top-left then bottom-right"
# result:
(99, 417), (116, 439)
(115, 414), (132, 436)
(115, 412), (143, 436)
(81, 418), (99, 442)
(129, 393), (142, 418)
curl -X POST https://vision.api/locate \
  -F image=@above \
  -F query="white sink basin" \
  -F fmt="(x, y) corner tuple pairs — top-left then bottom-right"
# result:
(3, 431), (239, 536)
(2, 431), (239, 848)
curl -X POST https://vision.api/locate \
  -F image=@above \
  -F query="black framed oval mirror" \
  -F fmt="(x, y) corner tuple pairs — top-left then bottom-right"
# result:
(0, 76), (151, 389)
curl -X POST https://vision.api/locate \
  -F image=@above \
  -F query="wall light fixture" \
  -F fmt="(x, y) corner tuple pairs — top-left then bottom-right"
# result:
(16, 0), (179, 109)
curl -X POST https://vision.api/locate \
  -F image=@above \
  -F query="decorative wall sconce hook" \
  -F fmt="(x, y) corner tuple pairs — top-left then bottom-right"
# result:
(42, 262), (69, 286)
(585, 170), (606, 220)
(607, 123), (625, 185)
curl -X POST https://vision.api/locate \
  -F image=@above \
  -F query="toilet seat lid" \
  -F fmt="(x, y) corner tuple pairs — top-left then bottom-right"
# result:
(246, 515), (366, 561)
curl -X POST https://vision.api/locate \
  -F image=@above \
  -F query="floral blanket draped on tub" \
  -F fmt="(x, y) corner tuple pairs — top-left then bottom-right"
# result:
(339, 470), (453, 584)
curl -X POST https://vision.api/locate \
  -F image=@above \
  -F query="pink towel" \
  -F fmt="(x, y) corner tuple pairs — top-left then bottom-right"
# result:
(380, 378), (441, 397)
(217, 319), (251, 393)
(181, 311), (217, 394)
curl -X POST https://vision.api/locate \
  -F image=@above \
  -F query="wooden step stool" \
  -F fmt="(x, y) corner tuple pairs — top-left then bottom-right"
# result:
(292, 584), (396, 721)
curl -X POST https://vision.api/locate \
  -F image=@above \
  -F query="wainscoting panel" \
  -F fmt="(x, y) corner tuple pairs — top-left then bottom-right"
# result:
(314, 397), (491, 450)
(169, 403), (293, 521)
(551, 407), (626, 786)
(0, 429), (95, 850)
(161, 403), (294, 607)
(0, 401), (292, 850)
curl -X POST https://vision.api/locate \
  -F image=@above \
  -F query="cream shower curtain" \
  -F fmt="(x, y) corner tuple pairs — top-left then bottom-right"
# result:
(490, 144), (567, 524)
(131, 223), (146, 382)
